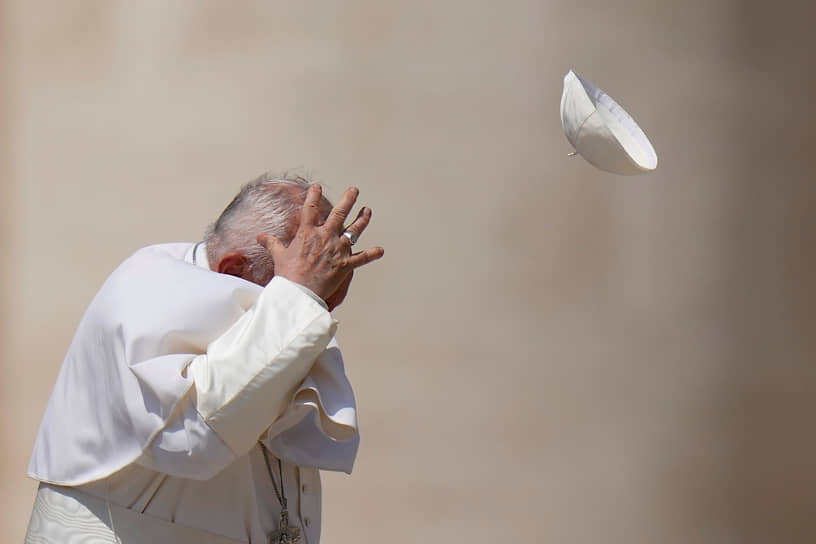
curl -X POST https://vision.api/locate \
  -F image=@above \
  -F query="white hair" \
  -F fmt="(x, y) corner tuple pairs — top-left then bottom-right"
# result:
(204, 172), (324, 283)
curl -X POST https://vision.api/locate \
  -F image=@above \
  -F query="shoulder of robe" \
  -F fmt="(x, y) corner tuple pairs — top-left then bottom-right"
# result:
(79, 243), (263, 353)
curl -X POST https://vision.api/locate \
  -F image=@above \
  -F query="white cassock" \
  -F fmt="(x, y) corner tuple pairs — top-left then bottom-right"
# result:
(25, 242), (359, 544)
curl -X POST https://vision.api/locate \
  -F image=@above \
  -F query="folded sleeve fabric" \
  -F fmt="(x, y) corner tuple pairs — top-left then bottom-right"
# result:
(262, 338), (360, 473)
(188, 276), (337, 457)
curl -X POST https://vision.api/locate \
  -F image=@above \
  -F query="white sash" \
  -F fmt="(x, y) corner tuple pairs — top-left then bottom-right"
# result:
(26, 484), (246, 544)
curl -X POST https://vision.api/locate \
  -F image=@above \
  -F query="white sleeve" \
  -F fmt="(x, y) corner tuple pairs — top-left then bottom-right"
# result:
(136, 275), (337, 479)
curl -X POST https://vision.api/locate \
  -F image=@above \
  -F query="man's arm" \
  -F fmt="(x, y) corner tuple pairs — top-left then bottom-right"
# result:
(132, 274), (334, 479)
(137, 185), (382, 479)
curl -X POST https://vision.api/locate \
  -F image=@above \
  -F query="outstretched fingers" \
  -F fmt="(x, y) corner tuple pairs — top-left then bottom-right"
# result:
(300, 184), (324, 228)
(324, 187), (359, 233)
(346, 246), (385, 269)
(340, 206), (372, 246)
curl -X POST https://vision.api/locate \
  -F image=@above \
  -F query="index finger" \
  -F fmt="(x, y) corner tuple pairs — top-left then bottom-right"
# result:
(300, 184), (323, 227)
(324, 187), (359, 232)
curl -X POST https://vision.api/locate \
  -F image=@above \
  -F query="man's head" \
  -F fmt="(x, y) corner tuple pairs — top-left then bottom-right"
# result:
(204, 172), (332, 285)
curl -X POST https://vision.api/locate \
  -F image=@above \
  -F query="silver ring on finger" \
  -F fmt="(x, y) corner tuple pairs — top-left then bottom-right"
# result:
(342, 230), (359, 246)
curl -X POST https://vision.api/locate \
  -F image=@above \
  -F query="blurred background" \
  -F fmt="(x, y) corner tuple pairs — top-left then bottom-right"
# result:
(2, 1), (815, 542)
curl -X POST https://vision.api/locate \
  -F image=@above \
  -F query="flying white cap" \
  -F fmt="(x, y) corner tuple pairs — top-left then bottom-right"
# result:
(560, 69), (658, 175)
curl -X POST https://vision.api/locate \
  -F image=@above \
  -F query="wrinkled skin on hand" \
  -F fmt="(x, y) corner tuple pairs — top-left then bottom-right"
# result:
(257, 185), (384, 311)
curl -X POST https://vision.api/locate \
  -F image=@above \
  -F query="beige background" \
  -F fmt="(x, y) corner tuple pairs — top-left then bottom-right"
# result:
(2, 1), (815, 542)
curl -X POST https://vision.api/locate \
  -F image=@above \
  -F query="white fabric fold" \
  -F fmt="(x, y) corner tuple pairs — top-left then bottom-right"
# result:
(263, 340), (359, 473)
(27, 484), (246, 544)
(188, 275), (338, 456)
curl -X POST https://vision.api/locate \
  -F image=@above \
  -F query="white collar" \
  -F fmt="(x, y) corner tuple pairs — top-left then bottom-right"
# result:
(185, 242), (211, 271)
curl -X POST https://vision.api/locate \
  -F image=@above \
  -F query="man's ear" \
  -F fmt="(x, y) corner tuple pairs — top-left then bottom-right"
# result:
(216, 252), (250, 280)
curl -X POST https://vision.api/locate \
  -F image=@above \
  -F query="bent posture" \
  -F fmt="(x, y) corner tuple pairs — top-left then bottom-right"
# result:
(25, 173), (384, 544)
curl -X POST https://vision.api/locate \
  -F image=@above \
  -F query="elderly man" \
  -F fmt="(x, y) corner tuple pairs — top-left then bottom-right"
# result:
(25, 173), (384, 544)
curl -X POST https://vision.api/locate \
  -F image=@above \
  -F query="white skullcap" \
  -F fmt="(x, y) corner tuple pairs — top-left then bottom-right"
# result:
(560, 69), (657, 175)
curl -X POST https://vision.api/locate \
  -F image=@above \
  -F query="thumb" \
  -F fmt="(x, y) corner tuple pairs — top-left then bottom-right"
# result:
(256, 233), (285, 256)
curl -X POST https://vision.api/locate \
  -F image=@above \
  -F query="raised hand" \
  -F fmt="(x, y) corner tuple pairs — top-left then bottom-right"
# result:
(257, 185), (384, 305)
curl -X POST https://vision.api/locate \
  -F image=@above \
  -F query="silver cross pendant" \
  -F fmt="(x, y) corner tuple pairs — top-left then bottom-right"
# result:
(269, 509), (301, 544)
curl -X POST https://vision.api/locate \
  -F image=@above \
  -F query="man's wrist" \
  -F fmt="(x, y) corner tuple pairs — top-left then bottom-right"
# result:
(273, 276), (328, 311)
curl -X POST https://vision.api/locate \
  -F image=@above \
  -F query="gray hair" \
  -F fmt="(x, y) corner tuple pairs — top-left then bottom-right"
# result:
(204, 172), (323, 283)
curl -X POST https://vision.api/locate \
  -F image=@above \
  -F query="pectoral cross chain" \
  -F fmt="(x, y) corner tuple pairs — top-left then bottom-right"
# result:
(261, 443), (302, 544)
